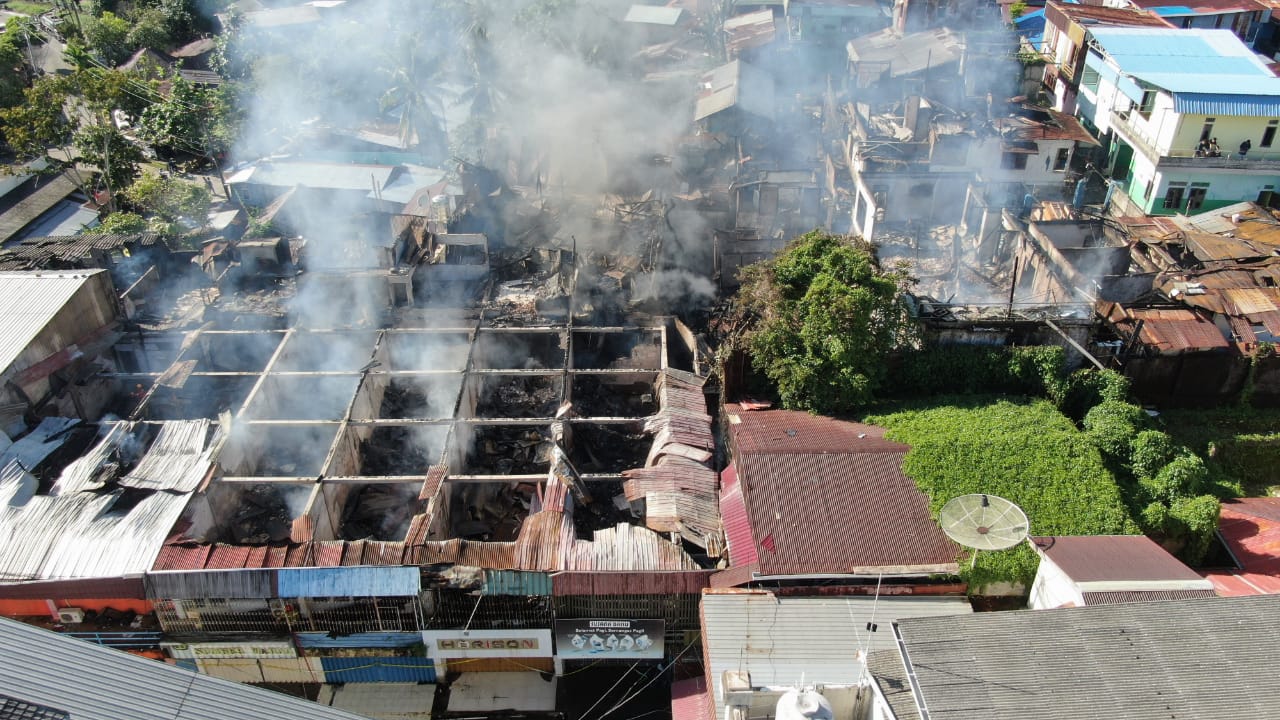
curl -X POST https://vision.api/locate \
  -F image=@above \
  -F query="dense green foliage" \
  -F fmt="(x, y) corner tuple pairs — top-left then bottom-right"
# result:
(123, 171), (210, 233)
(734, 230), (917, 413)
(887, 345), (1065, 397)
(1162, 406), (1280, 496)
(868, 399), (1139, 590)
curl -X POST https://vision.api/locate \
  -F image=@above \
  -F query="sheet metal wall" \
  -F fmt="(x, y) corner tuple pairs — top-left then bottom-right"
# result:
(295, 631), (422, 649)
(319, 656), (437, 683)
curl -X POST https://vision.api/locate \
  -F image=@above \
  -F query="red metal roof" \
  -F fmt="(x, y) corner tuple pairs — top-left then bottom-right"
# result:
(1032, 535), (1204, 583)
(1200, 498), (1280, 596)
(725, 405), (908, 455)
(1101, 302), (1229, 354)
(734, 452), (958, 576)
(718, 463), (758, 568)
(671, 676), (715, 720)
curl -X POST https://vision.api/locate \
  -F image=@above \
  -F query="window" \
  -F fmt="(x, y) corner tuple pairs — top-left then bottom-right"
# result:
(1263, 120), (1278, 148)
(1001, 152), (1029, 170)
(1163, 183), (1187, 209)
(1187, 183), (1209, 211)
(1138, 90), (1157, 119)
(1144, 180), (1154, 200)
(1260, 184), (1275, 208)
(1054, 148), (1070, 171)
(1081, 66), (1100, 92)
(1200, 118), (1216, 142)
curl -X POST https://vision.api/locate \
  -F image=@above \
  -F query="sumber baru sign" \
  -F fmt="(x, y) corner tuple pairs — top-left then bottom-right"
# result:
(163, 642), (297, 660)
(554, 619), (664, 660)
(421, 629), (552, 658)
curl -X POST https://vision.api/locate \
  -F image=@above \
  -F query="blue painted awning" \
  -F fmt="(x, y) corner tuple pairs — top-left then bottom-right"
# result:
(277, 566), (421, 598)
(1173, 93), (1280, 116)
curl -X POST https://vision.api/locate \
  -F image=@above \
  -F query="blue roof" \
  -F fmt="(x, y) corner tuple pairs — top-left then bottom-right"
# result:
(1150, 6), (1196, 15)
(1015, 9), (1046, 47)
(1089, 28), (1280, 103)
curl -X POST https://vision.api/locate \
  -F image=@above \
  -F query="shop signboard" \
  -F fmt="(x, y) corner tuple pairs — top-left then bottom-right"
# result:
(554, 619), (665, 660)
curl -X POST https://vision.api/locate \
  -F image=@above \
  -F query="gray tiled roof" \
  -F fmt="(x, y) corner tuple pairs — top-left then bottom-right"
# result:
(891, 595), (1280, 719)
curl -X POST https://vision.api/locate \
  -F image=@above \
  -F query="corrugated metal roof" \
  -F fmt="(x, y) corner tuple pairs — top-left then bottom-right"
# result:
(0, 172), (80, 244)
(0, 418), (80, 474)
(846, 27), (963, 77)
(0, 616), (373, 720)
(894, 595), (1280, 719)
(0, 271), (108, 378)
(1102, 302), (1228, 354)
(144, 569), (275, 599)
(0, 575), (145, 600)
(481, 569), (552, 596)
(694, 60), (775, 121)
(718, 463), (758, 568)
(1214, 497), (1280, 586)
(551, 570), (711, 596)
(1032, 535), (1209, 584)
(319, 657), (436, 684)
(701, 590), (971, 720)
(733, 451), (959, 576)
(1088, 28), (1280, 99)
(726, 406), (907, 455)
(671, 677), (715, 720)
(277, 566), (420, 597)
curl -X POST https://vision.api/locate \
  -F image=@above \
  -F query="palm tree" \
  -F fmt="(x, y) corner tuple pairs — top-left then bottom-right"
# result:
(379, 32), (451, 161)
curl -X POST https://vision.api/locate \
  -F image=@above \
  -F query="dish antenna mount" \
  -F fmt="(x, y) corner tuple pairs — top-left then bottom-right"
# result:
(938, 494), (1029, 567)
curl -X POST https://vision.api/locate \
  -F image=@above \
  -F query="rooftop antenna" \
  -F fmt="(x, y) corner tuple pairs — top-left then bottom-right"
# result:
(938, 493), (1029, 568)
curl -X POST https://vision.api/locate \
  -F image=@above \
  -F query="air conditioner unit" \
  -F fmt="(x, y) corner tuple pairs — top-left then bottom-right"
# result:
(57, 608), (85, 624)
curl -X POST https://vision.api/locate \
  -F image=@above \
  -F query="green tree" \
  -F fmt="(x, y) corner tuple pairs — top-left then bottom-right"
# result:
(126, 7), (172, 52)
(84, 11), (132, 66)
(124, 170), (210, 231)
(0, 75), (74, 159)
(733, 230), (917, 413)
(379, 32), (450, 156)
(74, 123), (144, 197)
(96, 211), (147, 233)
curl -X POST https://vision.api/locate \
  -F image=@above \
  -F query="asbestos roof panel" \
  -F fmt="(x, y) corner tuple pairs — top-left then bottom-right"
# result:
(895, 595), (1280, 719)
(0, 172), (80, 244)
(867, 650), (921, 720)
(702, 590), (971, 720)
(0, 616), (371, 720)
(229, 161), (397, 192)
(847, 27), (963, 77)
(1032, 535), (1207, 584)
(624, 5), (683, 24)
(735, 452), (960, 575)
(0, 270), (107, 378)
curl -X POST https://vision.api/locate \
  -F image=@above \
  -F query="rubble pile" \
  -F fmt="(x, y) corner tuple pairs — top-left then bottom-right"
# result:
(475, 376), (559, 418)
(341, 484), (416, 541)
(379, 380), (436, 419)
(359, 426), (434, 475)
(229, 485), (292, 543)
(568, 425), (652, 474)
(570, 479), (634, 535)
(570, 377), (657, 417)
(466, 426), (554, 475)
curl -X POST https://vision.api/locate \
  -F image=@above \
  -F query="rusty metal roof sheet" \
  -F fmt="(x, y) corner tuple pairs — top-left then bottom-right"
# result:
(735, 451), (959, 576)
(671, 676), (715, 720)
(1102, 302), (1229, 354)
(551, 570), (712, 596)
(1032, 535), (1208, 584)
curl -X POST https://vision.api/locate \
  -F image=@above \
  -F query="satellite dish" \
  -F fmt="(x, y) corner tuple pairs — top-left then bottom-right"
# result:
(939, 494), (1029, 552)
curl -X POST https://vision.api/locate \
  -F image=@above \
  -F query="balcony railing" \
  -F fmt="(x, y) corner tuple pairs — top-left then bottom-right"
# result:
(1110, 109), (1280, 170)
